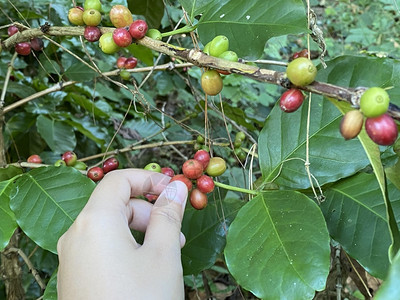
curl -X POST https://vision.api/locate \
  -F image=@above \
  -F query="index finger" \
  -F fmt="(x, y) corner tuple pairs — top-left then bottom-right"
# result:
(88, 169), (171, 207)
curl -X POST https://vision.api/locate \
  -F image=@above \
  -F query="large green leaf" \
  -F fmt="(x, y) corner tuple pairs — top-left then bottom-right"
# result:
(320, 172), (400, 278)
(258, 98), (370, 189)
(36, 115), (77, 153)
(128, 0), (164, 28)
(197, 0), (307, 59)
(182, 197), (243, 275)
(0, 180), (18, 251)
(9, 166), (95, 254)
(43, 269), (58, 300)
(225, 191), (330, 299)
(375, 250), (400, 300)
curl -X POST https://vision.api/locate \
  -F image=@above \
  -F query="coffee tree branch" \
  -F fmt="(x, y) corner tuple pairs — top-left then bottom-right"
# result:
(2, 24), (400, 120)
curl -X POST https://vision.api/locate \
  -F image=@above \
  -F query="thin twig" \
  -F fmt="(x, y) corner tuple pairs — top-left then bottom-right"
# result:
(1, 63), (191, 115)
(5, 247), (46, 290)
(0, 52), (18, 108)
(3, 26), (400, 120)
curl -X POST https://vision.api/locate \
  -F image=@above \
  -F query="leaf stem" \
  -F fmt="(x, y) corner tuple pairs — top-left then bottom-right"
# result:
(214, 181), (258, 195)
(160, 25), (197, 37)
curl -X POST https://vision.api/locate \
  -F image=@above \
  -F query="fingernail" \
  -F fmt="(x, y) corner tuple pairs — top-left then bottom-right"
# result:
(154, 180), (188, 209)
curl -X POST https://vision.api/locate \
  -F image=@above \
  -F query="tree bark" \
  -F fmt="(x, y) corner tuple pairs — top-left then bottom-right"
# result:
(0, 119), (25, 299)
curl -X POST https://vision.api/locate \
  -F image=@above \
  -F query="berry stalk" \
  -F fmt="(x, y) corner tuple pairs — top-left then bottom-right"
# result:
(213, 181), (258, 195)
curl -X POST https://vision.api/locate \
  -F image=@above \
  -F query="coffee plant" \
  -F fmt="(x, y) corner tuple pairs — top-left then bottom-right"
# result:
(1, 0), (400, 299)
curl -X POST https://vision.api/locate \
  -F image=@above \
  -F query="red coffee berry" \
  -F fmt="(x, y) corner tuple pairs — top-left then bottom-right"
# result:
(144, 193), (158, 203)
(116, 56), (127, 69)
(365, 114), (398, 146)
(279, 88), (304, 113)
(129, 20), (148, 39)
(124, 57), (138, 69)
(182, 159), (203, 179)
(62, 151), (78, 166)
(196, 175), (214, 194)
(161, 167), (175, 177)
(87, 167), (104, 182)
(30, 38), (44, 51)
(15, 42), (31, 56)
(170, 174), (192, 191)
(102, 157), (119, 174)
(27, 154), (42, 164)
(190, 189), (208, 210)
(84, 26), (101, 42)
(112, 27), (132, 48)
(193, 149), (210, 169)
(8, 26), (19, 37)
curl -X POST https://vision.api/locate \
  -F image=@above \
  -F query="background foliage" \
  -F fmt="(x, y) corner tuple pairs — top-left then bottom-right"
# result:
(1, 0), (400, 299)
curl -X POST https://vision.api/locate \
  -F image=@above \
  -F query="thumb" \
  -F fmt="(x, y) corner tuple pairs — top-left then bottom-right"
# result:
(144, 180), (188, 251)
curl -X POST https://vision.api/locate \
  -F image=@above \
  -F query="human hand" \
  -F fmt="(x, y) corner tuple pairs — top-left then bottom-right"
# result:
(57, 169), (188, 300)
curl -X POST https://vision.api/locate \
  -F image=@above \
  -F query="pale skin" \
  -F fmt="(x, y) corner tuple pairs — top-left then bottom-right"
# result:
(57, 169), (188, 299)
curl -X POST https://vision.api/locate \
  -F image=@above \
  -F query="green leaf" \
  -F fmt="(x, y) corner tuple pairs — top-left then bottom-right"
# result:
(63, 115), (108, 147)
(0, 179), (18, 251)
(386, 160), (400, 190)
(64, 93), (109, 118)
(43, 269), (58, 300)
(225, 191), (330, 299)
(182, 197), (243, 275)
(179, 0), (214, 20)
(36, 115), (77, 153)
(6, 82), (37, 99)
(320, 172), (400, 278)
(258, 98), (370, 189)
(197, 0), (307, 59)
(64, 63), (98, 82)
(128, 0), (164, 28)
(0, 166), (23, 182)
(127, 43), (154, 67)
(375, 250), (400, 300)
(9, 166), (95, 254)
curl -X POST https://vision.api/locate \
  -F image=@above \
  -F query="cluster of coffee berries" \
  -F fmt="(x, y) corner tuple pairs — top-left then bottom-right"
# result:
(7, 25), (44, 56)
(142, 150), (227, 210)
(340, 87), (398, 145)
(177, 150), (226, 210)
(116, 56), (137, 80)
(99, 5), (148, 54)
(233, 132), (247, 162)
(51, 150), (119, 182)
(278, 51), (317, 113)
(201, 35), (238, 96)
(193, 135), (209, 152)
(141, 162), (175, 202)
(68, 1), (148, 55)
(86, 157), (119, 182)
